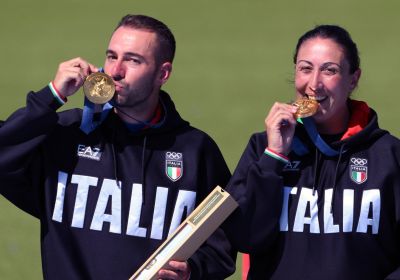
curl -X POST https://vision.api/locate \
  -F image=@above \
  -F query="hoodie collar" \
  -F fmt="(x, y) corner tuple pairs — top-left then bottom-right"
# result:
(83, 90), (189, 136)
(341, 99), (371, 140)
(293, 99), (372, 156)
(123, 101), (165, 133)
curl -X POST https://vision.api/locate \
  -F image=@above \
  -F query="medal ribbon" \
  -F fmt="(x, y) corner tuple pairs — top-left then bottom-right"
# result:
(300, 117), (342, 156)
(80, 98), (113, 134)
(292, 117), (344, 156)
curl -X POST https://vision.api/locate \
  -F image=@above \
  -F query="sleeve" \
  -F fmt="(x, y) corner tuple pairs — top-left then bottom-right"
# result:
(187, 135), (236, 280)
(385, 141), (400, 280)
(223, 133), (287, 254)
(385, 268), (400, 280)
(0, 86), (63, 217)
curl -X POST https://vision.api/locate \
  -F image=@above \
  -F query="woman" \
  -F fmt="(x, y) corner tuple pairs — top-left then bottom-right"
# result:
(225, 25), (400, 279)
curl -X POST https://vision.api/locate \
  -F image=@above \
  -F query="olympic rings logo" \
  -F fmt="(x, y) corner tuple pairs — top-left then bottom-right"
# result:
(166, 152), (182, 160)
(350, 158), (367, 165)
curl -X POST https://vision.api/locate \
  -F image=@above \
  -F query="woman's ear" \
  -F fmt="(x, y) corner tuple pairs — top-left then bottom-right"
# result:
(350, 68), (361, 91)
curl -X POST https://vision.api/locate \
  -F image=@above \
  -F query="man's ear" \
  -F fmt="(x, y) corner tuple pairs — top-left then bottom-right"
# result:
(159, 62), (172, 85)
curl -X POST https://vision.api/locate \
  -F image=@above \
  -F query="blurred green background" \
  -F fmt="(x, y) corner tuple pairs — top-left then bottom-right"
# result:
(1, 0), (399, 279)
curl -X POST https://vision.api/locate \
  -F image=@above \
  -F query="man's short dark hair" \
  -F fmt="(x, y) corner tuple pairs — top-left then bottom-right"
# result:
(116, 14), (176, 64)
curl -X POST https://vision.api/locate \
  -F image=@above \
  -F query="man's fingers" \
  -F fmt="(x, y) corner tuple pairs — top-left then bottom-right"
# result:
(88, 63), (99, 74)
(61, 57), (96, 76)
(157, 261), (190, 280)
(53, 57), (99, 97)
(168, 260), (188, 271)
(158, 268), (179, 279)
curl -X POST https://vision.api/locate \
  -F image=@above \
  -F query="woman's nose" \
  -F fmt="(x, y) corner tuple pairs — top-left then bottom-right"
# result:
(308, 72), (323, 93)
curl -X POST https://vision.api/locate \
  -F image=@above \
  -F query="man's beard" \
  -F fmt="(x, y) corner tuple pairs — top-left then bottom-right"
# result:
(114, 86), (155, 108)
(113, 74), (157, 109)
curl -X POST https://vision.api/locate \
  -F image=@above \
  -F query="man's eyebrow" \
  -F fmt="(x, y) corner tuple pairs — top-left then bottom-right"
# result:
(106, 49), (116, 55)
(105, 50), (145, 60)
(123, 52), (145, 59)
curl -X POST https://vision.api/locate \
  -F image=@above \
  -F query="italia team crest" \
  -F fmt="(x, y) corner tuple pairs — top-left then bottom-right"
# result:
(166, 152), (183, 182)
(350, 157), (368, 184)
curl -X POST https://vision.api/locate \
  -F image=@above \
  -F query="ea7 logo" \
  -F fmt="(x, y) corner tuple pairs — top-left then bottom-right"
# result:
(77, 144), (102, 161)
(283, 161), (301, 171)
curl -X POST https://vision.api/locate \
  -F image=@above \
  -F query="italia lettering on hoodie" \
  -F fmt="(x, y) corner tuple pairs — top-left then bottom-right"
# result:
(52, 171), (196, 239)
(279, 186), (380, 234)
(0, 87), (235, 280)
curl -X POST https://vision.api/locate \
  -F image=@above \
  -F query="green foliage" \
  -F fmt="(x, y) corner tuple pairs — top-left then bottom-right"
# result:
(1, 0), (399, 279)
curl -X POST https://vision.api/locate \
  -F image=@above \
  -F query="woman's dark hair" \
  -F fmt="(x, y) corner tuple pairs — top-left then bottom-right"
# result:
(115, 14), (176, 64)
(293, 25), (360, 74)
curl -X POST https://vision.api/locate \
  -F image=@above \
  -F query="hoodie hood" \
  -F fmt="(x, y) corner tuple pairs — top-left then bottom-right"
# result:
(292, 99), (388, 157)
(101, 90), (190, 137)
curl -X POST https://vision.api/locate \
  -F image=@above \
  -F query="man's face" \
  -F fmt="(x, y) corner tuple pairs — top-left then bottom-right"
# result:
(104, 26), (162, 108)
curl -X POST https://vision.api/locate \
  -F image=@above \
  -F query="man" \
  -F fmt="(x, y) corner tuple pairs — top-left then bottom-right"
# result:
(0, 14), (235, 279)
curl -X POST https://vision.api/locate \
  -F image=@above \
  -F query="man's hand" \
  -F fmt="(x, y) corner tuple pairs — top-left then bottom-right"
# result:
(157, 260), (191, 280)
(52, 57), (98, 97)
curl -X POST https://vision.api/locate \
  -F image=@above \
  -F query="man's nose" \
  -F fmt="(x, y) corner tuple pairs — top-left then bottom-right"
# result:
(109, 60), (125, 80)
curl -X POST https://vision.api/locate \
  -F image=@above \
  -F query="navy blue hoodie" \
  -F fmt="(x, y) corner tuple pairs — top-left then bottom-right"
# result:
(0, 86), (235, 279)
(225, 100), (400, 280)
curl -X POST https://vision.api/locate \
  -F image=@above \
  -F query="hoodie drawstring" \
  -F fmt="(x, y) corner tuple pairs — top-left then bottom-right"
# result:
(111, 128), (121, 188)
(311, 143), (345, 217)
(312, 148), (321, 196)
(330, 144), (345, 213)
(110, 127), (149, 203)
(141, 136), (148, 205)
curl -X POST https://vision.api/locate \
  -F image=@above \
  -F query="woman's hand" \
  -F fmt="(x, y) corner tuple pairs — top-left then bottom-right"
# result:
(265, 102), (298, 155)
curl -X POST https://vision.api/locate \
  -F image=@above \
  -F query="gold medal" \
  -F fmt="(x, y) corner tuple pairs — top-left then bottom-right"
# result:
(83, 72), (115, 104)
(292, 98), (318, 118)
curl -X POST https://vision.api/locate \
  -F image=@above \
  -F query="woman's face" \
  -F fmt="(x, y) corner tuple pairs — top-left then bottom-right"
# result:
(294, 37), (361, 133)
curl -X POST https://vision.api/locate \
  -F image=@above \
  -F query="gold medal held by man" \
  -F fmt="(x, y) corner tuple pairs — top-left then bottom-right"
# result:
(83, 72), (115, 104)
(292, 97), (318, 118)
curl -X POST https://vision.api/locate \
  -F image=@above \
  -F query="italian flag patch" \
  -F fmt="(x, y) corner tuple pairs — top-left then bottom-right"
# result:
(165, 152), (183, 182)
(350, 157), (368, 184)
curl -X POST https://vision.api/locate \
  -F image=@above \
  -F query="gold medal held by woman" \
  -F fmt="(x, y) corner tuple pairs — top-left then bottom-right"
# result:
(292, 98), (318, 118)
(83, 72), (115, 104)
